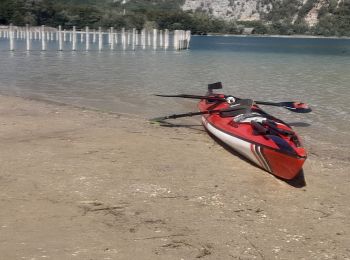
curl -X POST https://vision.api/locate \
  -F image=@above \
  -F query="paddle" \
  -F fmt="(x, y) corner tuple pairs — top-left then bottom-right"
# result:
(154, 94), (312, 113)
(150, 105), (249, 122)
(154, 94), (226, 102)
(254, 101), (312, 113)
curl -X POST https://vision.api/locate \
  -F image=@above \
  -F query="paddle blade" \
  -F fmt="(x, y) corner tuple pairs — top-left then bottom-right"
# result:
(208, 82), (223, 91)
(282, 102), (312, 113)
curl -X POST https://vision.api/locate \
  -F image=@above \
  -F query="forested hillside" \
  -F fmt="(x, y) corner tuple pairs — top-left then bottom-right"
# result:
(0, 0), (349, 36)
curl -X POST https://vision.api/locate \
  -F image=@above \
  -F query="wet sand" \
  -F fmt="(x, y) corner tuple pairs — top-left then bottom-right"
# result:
(0, 94), (349, 259)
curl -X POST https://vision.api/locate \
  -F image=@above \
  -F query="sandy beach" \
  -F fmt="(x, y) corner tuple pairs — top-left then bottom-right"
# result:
(0, 94), (349, 260)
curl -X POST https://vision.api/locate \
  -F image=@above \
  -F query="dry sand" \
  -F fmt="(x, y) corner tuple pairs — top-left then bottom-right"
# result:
(0, 94), (349, 260)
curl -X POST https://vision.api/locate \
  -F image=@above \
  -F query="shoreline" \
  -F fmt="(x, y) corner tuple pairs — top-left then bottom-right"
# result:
(197, 33), (350, 40)
(0, 94), (349, 259)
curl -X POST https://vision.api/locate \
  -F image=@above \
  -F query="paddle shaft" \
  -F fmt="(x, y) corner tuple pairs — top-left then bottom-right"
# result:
(150, 105), (249, 121)
(155, 94), (311, 113)
(161, 110), (211, 120)
(255, 101), (285, 107)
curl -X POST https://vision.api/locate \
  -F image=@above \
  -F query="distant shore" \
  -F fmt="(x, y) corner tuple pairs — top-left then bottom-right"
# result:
(201, 33), (350, 40)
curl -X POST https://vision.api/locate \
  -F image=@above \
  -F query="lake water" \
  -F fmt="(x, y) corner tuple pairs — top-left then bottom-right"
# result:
(0, 36), (349, 164)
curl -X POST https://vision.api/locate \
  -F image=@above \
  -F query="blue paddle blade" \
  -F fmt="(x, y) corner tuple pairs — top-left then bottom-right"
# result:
(266, 135), (297, 155)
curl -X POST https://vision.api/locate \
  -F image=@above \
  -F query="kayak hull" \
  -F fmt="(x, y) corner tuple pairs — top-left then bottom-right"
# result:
(199, 100), (306, 180)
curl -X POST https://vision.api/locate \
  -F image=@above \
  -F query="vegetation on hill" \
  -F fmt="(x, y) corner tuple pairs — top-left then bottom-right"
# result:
(0, 0), (349, 36)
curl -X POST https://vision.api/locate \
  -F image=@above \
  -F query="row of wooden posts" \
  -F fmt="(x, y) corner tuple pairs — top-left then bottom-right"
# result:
(0, 25), (191, 51)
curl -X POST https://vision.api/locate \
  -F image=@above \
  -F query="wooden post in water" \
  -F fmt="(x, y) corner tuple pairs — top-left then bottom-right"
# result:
(115, 30), (118, 45)
(41, 25), (46, 51)
(159, 30), (163, 47)
(147, 31), (151, 46)
(26, 24), (30, 51)
(121, 28), (126, 50)
(135, 29), (139, 46)
(153, 29), (157, 50)
(186, 30), (191, 49)
(63, 29), (66, 42)
(80, 31), (84, 43)
(72, 26), (77, 51)
(9, 24), (14, 51)
(179, 30), (183, 50)
(108, 28), (112, 45)
(132, 28), (136, 50)
(127, 30), (131, 45)
(85, 26), (90, 51)
(98, 27), (102, 51)
(173, 30), (178, 50)
(58, 25), (63, 51)
(93, 29), (96, 43)
(110, 27), (114, 50)
(141, 29), (146, 49)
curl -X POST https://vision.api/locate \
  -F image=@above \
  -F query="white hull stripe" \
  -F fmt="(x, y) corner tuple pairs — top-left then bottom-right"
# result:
(202, 117), (262, 168)
(250, 144), (266, 170)
(255, 145), (272, 172)
(202, 116), (275, 173)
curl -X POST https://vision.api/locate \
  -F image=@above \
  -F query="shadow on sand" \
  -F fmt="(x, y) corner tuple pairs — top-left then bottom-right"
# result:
(288, 122), (311, 127)
(150, 120), (205, 132)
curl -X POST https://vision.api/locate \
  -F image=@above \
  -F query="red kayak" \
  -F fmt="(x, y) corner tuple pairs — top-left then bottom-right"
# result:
(198, 86), (307, 180)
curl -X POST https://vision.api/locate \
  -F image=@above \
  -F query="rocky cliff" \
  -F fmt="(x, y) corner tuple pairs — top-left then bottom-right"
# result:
(182, 0), (343, 27)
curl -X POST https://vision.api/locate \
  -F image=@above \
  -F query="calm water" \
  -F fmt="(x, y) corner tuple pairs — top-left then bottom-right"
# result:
(0, 36), (349, 163)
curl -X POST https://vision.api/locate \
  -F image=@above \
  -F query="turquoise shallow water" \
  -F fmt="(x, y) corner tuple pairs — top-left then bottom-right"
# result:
(0, 35), (349, 162)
